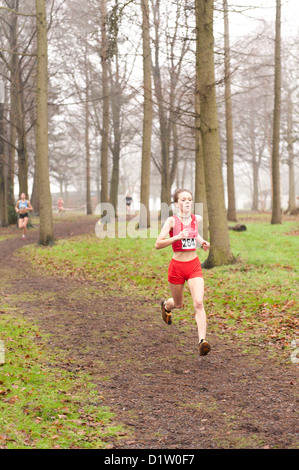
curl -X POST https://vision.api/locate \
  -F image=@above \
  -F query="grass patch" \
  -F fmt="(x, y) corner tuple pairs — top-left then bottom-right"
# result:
(205, 220), (299, 349)
(0, 310), (127, 449)
(21, 217), (299, 354)
(0, 235), (17, 242)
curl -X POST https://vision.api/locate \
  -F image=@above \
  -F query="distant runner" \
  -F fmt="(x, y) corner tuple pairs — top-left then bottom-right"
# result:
(126, 193), (133, 215)
(155, 188), (211, 356)
(58, 197), (64, 215)
(15, 193), (33, 239)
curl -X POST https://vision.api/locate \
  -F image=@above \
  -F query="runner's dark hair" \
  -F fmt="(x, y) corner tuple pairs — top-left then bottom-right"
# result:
(172, 188), (193, 203)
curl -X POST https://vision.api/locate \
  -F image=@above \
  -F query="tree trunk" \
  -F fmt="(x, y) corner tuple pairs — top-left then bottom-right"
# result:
(249, 108), (258, 211)
(0, 97), (8, 227)
(271, 0), (282, 224)
(223, 0), (237, 222)
(171, 119), (179, 190)
(152, 0), (171, 206)
(100, 0), (110, 204)
(109, 55), (121, 216)
(251, 162), (259, 211)
(31, 158), (40, 214)
(16, 68), (29, 197)
(35, 0), (54, 245)
(7, 126), (16, 223)
(195, 2), (208, 240)
(286, 92), (296, 214)
(194, 131), (209, 240)
(84, 42), (92, 215)
(140, 0), (152, 228)
(30, 101), (40, 213)
(7, 1), (18, 222)
(196, 0), (235, 268)
(7, 1), (28, 198)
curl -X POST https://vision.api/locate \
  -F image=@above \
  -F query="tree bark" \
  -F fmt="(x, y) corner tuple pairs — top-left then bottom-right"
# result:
(223, 0), (237, 222)
(195, 0), (208, 240)
(7, 1), (18, 222)
(30, 157), (40, 214)
(196, 0), (235, 268)
(0, 97), (8, 227)
(35, 0), (54, 245)
(84, 41), (92, 215)
(100, 0), (110, 204)
(6, 1), (28, 198)
(286, 91), (296, 214)
(271, 0), (282, 224)
(152, 0), (170, 206)
(140, 0), (152, 228)
(16, 66), (29, 197)
(249, 107), (259, 211)
(151, 0), (188, 207)
(109, 55), (121, 216)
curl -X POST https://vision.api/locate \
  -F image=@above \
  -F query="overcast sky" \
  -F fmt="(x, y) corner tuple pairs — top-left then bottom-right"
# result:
(217, 0), (299, 39)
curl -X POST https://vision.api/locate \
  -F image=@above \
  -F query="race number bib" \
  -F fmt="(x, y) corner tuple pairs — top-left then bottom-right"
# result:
(182, 238), (196, 250)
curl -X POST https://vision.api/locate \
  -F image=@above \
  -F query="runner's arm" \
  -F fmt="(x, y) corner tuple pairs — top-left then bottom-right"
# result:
(27, 201), (34, 211)
(155, 217), (187, 250)
(15, 201), (20, 212)
(195, 215), (210, 251)
(196, 233), (210, 251)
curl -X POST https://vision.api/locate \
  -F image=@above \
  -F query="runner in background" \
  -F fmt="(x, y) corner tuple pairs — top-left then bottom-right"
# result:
(15, 193), (33, 239)
(125, 193), (133, 215)
(155, 188), (211, 356)
(58, 197), (64, 215)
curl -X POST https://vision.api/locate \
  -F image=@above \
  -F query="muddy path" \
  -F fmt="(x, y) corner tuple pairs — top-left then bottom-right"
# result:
(0, 217), (298, 449)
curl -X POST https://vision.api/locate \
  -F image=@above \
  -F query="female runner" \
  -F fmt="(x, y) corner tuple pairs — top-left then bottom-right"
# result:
(155, 188), (211, 356)
(15, 193), (33, 239)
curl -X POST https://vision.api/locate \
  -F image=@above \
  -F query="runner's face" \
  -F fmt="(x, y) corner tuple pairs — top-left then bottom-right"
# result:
(177, 192), (192, 213)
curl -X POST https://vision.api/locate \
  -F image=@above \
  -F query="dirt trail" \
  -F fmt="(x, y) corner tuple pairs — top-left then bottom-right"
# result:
(0, 217), (298, 449)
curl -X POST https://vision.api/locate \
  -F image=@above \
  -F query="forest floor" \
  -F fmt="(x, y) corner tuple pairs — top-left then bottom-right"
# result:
(0, 214), (298, 449)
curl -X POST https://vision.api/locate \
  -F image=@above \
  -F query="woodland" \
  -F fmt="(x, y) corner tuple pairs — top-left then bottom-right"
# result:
(0, 1), (298, 451)
(0, 0), (298, 265)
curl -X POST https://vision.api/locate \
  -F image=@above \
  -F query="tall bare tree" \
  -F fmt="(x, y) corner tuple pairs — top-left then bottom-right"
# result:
(35, 0), (54, 245)
(195, 1), (208, 239)
(100, 0), (110, 204)
(109, 54), (121, 215)
(196, 0), (235, 268)
(151, 0), (188, 206)
(7, 0), (18, 220)
(2, 1), (30, 198)
(0, 77), (8, 227)
(84, 39), (92, 214)
(271, 0), (282, 224)
(285, 87), (297, 214)
(223, 0), (237, 221)
(140, 0), (152, 228)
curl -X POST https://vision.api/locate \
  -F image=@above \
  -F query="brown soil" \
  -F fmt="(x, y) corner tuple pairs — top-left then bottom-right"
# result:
(0, 216), (298, 449)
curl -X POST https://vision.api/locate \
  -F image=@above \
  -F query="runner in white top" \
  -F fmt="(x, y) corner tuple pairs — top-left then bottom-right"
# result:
(15, 193), (33, 239)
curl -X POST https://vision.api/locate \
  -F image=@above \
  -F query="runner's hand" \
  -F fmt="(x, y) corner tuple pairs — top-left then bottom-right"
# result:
(177, 229), (189, 239)
(202, 241), (210, 251)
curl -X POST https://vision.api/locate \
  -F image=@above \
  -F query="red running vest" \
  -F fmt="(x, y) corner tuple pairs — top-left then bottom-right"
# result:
(169, 214), (198, 252)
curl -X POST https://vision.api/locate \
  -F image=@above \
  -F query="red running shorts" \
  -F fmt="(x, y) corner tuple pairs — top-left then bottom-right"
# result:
(168, 257), (203, 284)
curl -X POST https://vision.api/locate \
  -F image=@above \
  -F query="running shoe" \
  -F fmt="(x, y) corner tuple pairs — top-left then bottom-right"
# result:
(161, 300), (172, 325)
(198, 339), (211, 356)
